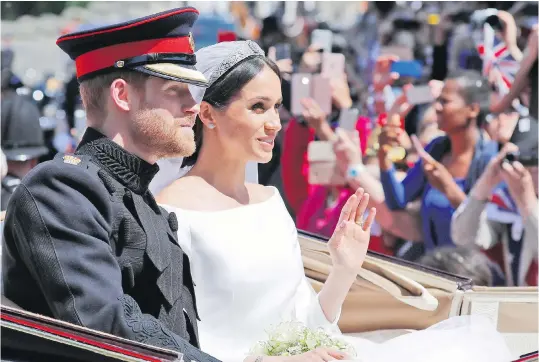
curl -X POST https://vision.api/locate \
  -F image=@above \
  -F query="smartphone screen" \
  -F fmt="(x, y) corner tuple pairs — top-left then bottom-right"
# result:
(311, 75), (332, 115)
(291, 74), (312, 116)
(321, 52), (346, 79)
(311, 29), (333, 52)
(406, 85), (435, 105)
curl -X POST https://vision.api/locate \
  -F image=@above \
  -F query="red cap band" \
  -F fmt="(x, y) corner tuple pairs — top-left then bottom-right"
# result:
(75, 37), (193, 78)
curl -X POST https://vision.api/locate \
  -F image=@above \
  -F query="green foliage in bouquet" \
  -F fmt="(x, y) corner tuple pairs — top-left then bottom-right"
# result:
(249, 321), (356, 357)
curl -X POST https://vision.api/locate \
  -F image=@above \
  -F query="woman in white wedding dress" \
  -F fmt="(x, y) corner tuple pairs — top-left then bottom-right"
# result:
(156, 41), (513, 362)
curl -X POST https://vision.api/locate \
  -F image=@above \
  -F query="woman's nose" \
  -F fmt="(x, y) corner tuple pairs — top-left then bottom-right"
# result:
(264, 118), (282, 132)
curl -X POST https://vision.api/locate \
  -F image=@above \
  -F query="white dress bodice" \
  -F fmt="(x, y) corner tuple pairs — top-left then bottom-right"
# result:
(161, 187), (339, 362)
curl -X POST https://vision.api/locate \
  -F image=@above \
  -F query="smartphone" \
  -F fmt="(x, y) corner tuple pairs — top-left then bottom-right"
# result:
(379, 46), (413, 61)
(311, 75), (332, 116)
(338, 108), (360, 131)
(274, 43), (292, 60)
(390, 60), (423, 78)
(217, 30), (237, 43)
(311, 29), (333, 52)
(504, 151), (538, 166)
(307, 141), (346, 186)
(321, 52), (346, 79)
(291, 74), (312, 116)
(406, 85), (435, 105)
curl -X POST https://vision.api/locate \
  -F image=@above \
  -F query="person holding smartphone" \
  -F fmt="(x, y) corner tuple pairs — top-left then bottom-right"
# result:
(379, 71), (499, 251)
(451, 142), (538, 286)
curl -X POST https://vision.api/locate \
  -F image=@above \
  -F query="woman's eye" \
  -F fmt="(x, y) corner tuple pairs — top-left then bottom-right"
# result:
(274, 103), (283, 110)
(251, 102), (266, 113)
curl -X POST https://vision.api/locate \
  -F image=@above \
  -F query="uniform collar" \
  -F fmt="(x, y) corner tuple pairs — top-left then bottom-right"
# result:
(75, 127), (159, 194)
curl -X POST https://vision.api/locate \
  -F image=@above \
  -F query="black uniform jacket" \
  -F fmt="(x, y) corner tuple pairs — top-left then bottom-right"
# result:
(2, 128), (220, 362)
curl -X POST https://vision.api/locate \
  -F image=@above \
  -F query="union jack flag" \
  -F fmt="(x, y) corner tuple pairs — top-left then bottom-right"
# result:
(475, 23), (520, 95)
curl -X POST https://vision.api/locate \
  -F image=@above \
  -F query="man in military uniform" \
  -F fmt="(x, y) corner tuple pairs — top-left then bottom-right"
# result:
(1, 75), (48, 211)
(2, 7), (219, 362)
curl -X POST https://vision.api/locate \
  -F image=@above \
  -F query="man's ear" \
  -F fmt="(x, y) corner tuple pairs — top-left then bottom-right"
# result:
(110, 79), (131, 112)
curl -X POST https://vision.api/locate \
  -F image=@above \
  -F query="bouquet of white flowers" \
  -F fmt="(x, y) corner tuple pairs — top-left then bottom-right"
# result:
(249, 321), (356, 357)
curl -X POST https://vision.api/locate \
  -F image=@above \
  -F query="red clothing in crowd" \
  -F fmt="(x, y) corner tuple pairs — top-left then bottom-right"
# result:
(281, 116), (392, 255)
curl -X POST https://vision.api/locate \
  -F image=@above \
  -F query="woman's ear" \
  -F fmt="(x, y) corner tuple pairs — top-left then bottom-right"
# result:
(468, 102), (480, 120)
(199, 101), (217, 129)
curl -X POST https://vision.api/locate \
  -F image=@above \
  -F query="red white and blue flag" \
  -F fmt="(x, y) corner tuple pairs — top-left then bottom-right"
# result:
(475, 23), (520, 95)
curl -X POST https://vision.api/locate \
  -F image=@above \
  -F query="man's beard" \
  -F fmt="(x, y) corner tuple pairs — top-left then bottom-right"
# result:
(130, 108), (196, 159)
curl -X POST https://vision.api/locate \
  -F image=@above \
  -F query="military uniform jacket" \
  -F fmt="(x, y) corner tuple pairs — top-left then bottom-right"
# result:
(2, 128), (220, 362)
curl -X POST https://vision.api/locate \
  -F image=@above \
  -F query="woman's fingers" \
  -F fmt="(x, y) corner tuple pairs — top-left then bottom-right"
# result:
(349, 188), (364, 222)
(354, 192), (369, 224)
(363, 207), (377, 231)
(337, 194), (356, 226)
(511, 161), (528, 178)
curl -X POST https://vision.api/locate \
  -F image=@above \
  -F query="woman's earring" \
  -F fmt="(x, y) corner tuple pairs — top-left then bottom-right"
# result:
(207, 123), (216, 129)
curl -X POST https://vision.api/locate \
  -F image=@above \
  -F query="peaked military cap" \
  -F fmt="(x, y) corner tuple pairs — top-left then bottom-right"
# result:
(56, 7), (208, 87)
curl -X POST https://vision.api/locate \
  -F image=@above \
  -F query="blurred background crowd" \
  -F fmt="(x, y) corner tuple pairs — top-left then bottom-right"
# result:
(1, 1), (538, 288)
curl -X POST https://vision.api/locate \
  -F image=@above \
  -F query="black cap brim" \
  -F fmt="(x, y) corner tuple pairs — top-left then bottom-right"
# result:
(4, 146), (49, 162)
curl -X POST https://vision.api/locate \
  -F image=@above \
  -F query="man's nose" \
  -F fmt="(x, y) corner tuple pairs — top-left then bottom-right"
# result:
(183, 97), (201, 115)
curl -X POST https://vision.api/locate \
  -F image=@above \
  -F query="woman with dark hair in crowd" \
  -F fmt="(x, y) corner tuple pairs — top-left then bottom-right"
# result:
(379, 70), (499, 251)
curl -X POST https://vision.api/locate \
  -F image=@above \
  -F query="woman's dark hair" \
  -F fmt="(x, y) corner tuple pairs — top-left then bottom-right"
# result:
(182, 56), (281, 168)
(447, 70), (491, 127)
